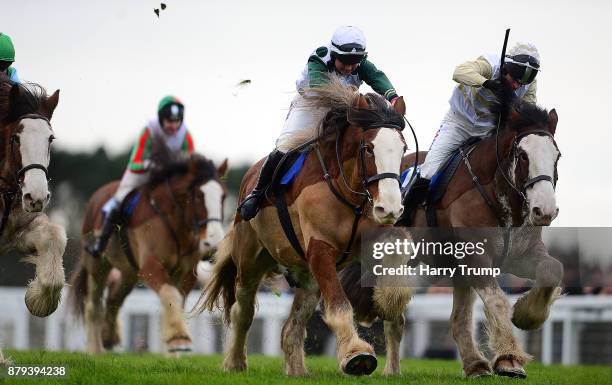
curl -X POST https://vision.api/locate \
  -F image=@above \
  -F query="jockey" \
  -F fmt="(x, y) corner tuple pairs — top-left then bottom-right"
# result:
(0, 33), (20, 83)
(86, 96), (195, 258)
(398, 42), (540, 221)
(239, 25), (401, 220)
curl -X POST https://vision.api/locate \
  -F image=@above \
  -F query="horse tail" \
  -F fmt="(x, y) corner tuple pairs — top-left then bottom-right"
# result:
(68, 257), (88, 319)
(193, 225), (237, 324)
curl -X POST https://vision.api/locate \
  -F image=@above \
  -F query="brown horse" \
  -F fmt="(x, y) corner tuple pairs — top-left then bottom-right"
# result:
(197, 80), (407, 376)
(0, 75), (64, 365)
(342, 98), (562, 378)
(70, 152), (228, 355)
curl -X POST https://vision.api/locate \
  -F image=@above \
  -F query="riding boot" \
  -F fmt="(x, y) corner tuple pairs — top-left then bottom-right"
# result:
(238, 149), (285, 221)
(86, 205), (120, 258)
(395, 175), (430, 226)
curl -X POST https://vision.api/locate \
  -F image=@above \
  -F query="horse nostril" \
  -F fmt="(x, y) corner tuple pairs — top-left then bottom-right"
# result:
(24, 193), (32, 202)
(374, 205), (387, 216)
(398, 206), (404, 216)
(46, 193), (51, 201)
(203, 241), (211, 248)
(532, 207), (543, 217)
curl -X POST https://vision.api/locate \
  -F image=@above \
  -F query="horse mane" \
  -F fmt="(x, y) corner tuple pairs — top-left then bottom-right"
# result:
(146, 139), (217, 190)
(491, 77), (550, 130)
(0, 73), (49, 123)
(280, 75), (404, 149)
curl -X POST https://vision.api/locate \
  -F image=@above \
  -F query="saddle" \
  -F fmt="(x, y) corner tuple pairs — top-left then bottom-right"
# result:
(403, 136), (482, 226)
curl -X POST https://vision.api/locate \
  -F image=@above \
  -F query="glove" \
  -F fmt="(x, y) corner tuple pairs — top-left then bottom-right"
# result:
(482, 79), (505, 99)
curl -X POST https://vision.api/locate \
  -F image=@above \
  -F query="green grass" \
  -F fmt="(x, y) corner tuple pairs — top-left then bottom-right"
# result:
(1, 351), (610, 385)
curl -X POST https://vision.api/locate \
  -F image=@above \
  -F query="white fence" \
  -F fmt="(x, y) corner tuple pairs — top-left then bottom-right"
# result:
(1, 287), (611, 365)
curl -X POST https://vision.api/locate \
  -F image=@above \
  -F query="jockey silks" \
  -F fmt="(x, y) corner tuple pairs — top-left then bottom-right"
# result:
(295, 46), (398, 101)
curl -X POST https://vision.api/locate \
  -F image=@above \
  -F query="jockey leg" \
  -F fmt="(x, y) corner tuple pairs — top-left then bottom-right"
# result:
(239, 99), (328, 221)
(86, 171), (148, 257)
(238, 149), (285, 221)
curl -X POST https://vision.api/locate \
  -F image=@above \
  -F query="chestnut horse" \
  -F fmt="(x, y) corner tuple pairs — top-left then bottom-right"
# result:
(197, 80), (407, 376)
(70, 151), (227, 355)
(342, 97), (562, 378)
(0, 76), (65, 365)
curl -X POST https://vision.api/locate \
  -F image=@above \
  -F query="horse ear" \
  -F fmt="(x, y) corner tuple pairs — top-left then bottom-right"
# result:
(393, 96), (406, 116)
(548, 108), (558, 135)
(357, 94), (369, 109)
(217, 158), (229, 177)
(44, 90), (60, 119)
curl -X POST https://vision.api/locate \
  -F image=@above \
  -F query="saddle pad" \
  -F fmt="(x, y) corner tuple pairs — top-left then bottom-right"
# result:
(122, 191), (141, 217)
(400, 165), (421, 193)
(280, 152), (308, 185)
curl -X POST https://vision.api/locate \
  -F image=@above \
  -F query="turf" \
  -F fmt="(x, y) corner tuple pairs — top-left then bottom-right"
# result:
(1, 351), (610, 385)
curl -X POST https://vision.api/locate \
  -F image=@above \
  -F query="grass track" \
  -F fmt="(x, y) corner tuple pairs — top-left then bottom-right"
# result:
(1, 351), (610, 385)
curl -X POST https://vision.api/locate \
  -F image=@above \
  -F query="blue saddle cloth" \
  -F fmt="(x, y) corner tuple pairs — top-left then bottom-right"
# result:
(280, 152), (308, 185)
(122, 191), (141, 217)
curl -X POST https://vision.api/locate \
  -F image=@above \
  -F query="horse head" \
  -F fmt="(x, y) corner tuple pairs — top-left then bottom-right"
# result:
(1, 81), (59, 212)
(502, 103), (560, 226)
(345, 93), (407, 224)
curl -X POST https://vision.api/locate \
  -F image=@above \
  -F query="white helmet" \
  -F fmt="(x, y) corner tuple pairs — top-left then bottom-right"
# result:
(330, 26), (367, 64)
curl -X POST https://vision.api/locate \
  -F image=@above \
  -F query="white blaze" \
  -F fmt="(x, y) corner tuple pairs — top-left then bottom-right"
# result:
(199, 180), (225, 252)
(371, 127), (405, 223)
(519, 134), (559, 221)
(19, 118), (52, 211)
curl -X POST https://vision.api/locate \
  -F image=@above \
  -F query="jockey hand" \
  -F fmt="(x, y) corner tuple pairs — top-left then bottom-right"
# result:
(482, 79), (505, 99)
(144, 159), (153, 170)
(390, 96), (399, 106)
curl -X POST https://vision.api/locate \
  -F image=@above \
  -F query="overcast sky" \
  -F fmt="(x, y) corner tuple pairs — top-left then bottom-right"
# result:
(3, 0), (611, 226)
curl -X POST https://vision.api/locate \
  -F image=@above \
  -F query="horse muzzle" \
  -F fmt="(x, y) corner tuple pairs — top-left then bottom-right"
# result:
(22, 190), (51, 212)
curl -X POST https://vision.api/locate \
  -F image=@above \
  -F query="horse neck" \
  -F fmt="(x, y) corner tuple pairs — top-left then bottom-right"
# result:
(150, 177), (195, 233)
(321, 125), (366, 202)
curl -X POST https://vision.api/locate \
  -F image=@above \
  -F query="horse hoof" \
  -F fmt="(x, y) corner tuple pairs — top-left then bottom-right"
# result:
(464, 359), (493, 378)
(494, 359), (526, 379)
(167, 344), (192, 353)
(341, 352), (377, 376)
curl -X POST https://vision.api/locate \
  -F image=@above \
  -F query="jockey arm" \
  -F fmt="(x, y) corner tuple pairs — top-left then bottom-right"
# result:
(127, 127), (153, 174)
(523, 79), (537, 104)
(307, 55), (330, 88)
(183, 130), (195, 155)
(358, 60), (398, 101)
(453, 56), (493, 86)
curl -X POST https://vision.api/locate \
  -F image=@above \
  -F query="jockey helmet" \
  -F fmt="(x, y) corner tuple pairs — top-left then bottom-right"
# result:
(158, 95), (184, 124)
(0, 33), (15, 62)
(330, 26), (367, 65)
(504, 42), (540, 85)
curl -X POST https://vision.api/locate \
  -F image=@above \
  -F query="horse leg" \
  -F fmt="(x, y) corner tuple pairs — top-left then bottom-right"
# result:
(281, 273), (320, 376)
(506, 242), (563, 330)
(84, 260), (111, 354)
(16, 215), (67, 317)
(139, 256), (192, 355)
(102, 268), (137, 350)
(374, 287), (412, 376)
(307, 238), (376, 376)
(474, 281), (531, 378)
(224, 249), (275, 371)
(451, 286), (492, 377)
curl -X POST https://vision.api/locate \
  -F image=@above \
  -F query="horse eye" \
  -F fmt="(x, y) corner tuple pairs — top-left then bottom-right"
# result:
(520, 152), (528, 162)
(365, 145), (374, 156)
(10, 135), (19, 144)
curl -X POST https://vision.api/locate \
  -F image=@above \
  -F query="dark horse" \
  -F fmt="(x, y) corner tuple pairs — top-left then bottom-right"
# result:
(0, 74), (64, 365)
(70, 147), (227, 355)
(342, 86), (562, 378)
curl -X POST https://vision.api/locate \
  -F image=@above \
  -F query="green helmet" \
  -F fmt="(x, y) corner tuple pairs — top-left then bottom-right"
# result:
(0, 33), (15, 62)
(157, 95), (184, 124)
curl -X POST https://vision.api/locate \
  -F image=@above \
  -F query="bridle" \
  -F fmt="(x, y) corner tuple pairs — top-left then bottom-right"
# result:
(0, 113), (52, 237)
(495, 122), (559, 202)
(149, 177), (223, 264)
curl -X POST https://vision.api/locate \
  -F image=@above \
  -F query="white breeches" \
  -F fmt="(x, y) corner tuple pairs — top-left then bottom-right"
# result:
(103, 171), (149, 213)
(420, 110), (493, 179)
(275, 97), (329, 152)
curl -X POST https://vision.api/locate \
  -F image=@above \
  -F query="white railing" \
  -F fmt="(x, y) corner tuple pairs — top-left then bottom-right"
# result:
(1, 287), (611, 365)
